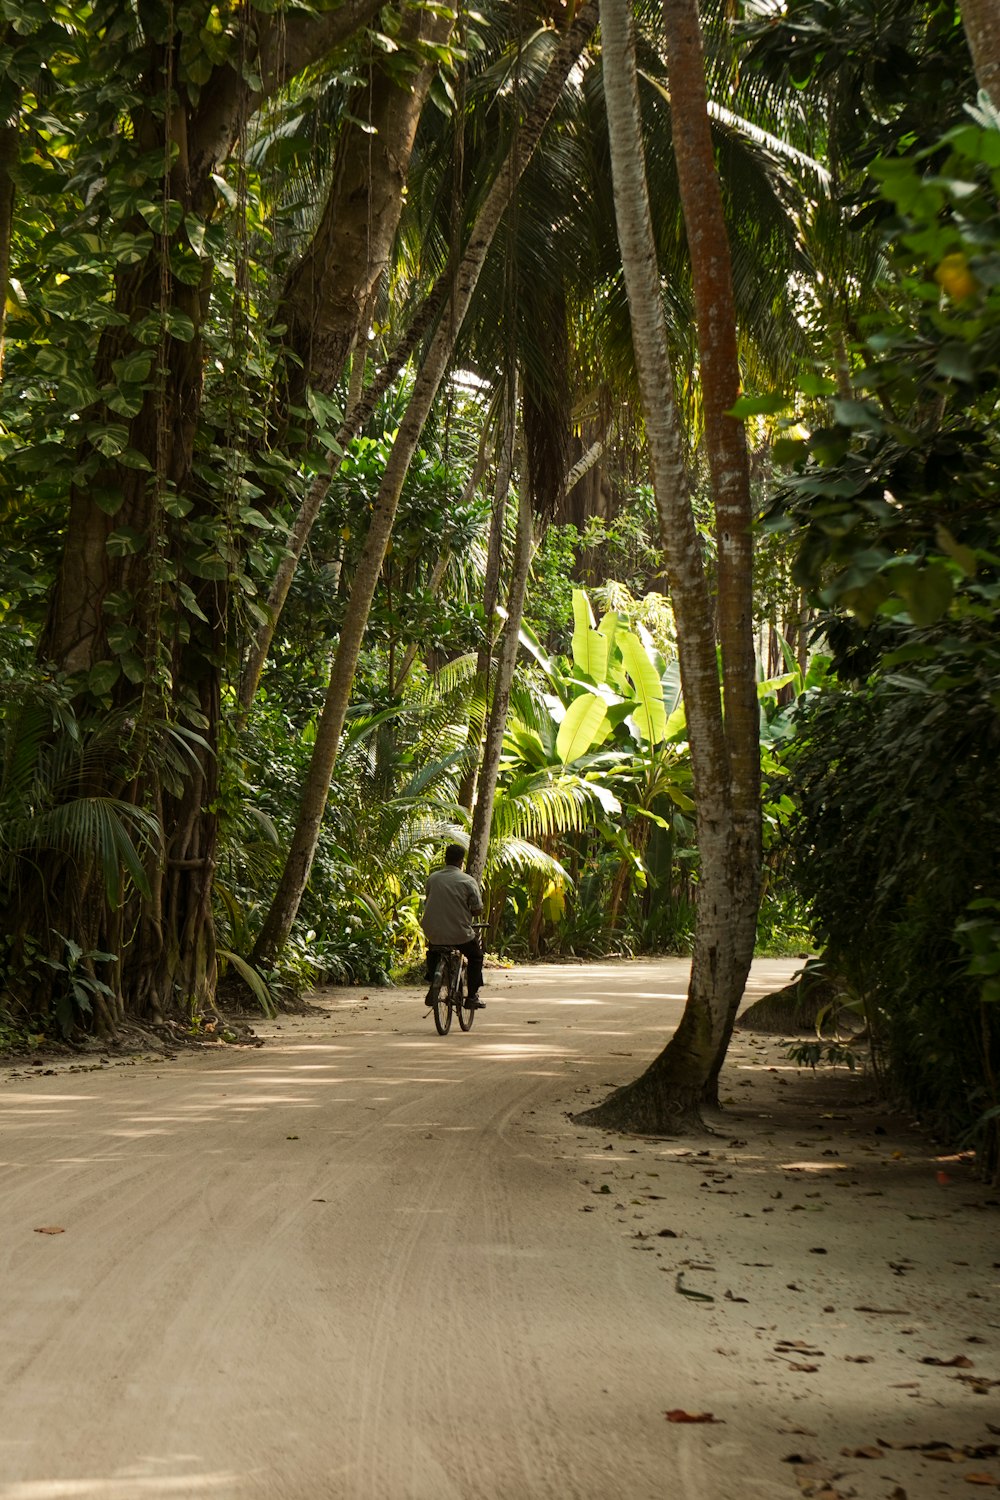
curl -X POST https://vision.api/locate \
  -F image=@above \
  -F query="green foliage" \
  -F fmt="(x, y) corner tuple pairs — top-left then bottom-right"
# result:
(760, 116), (1000, 1174)
(782, 671), (999, 1168)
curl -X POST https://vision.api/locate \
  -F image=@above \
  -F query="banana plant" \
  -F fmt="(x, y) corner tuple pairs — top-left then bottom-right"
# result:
(504, 588), (695, 946)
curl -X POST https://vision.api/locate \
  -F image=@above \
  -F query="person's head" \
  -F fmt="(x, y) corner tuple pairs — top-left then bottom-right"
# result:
(444, 843), (465, 868)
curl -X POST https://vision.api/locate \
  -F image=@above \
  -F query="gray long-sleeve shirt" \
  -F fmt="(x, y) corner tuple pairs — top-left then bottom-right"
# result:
(421, 864), (483, 945)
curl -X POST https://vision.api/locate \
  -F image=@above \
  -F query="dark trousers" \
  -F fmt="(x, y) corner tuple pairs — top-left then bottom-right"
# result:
(427, 939), (483, 996)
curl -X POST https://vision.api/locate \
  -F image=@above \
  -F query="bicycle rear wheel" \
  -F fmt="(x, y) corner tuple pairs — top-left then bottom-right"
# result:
(431, 957), (453, 1035)
(455, 960), (475, 1031)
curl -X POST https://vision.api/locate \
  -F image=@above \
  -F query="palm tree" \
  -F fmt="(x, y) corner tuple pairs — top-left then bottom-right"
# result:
(578, 0), (755, 1131)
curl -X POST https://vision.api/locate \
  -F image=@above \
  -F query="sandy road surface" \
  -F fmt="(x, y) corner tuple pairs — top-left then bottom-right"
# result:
(0, 958), (998, 1500)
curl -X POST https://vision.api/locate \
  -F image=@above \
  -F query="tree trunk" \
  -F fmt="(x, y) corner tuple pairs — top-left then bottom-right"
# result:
(575, 0), (745, 1134)
(661, 0), (761, 1103)
(466, 457), (534, 886)
(458, 385), (517, 811)
(253, 3), (600, 967)
(962, 0), (1000, 107)
(391, 434), (493, 694)
(279, 3), (453, 409)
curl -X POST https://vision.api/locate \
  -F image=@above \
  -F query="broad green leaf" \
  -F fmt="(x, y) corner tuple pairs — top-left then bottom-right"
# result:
(87, 660), (120, 695)
(163, 309), (196, 342)
(137, 198), (184, 235)
(120, 651), (146, 683)
(728, 390), (788, 418)
(935, 342), (975, 382)
(211, 172), (238, 209)
(757, 673), (795, 699)
(556, 692), (611, 764)
(91, 485), (124, 516)
(118, 447), (153, 471)
(664, 703), (687, 741)
(571, 604), (609, 684)
(832, 398), (883, 430)
(106, 623), (138, 654)
(109, 231), (153, 264)
(106, 526), (147, 557)
(935, 525), (978, 577)
(889, 560), (955, 626)
(618, 630), (667, 744)
(112, 349), (154, 385)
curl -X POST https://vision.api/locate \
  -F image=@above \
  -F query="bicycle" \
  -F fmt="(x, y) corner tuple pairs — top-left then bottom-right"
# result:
(424, 925), (485, 1036)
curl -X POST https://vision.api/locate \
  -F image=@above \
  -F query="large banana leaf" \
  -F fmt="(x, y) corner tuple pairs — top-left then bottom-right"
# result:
(618, 629), (667, 744)
(556, 690), (612, 763)
(571, 590), (610, 683)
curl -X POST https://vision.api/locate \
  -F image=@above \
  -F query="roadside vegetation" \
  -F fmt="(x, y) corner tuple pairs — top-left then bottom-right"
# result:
(0, 0), (996, 1173)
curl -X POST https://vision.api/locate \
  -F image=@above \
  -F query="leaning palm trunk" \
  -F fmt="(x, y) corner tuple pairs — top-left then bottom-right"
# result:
(577, 0), (751, 1132)
(458, 384), (517, 812)
(390, 435), (493, 693)
(466, 462), (534, 886)
(254, 3), (600, 966)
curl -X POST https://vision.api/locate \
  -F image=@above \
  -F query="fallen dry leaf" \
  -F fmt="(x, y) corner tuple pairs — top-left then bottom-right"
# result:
(921, 1355), (974, 1368)
(956, 1373), (1000, 1393)
(844, 1355), (873, 1363)
(33, 1226), (65, 1235)
(664, 1409), (723, 1423)
(964, 1477), (1000, 1488)
(788, 1362), (820, 1373)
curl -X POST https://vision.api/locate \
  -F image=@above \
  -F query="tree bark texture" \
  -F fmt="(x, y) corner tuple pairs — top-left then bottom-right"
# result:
(458, 385), (516, 812)
(253, 2), (600, 966)
(466, 447), (534, 887)
(961, 0), (1000, 107)
(279, 3), (453, 410)
(661, 0), (761, 1100)
(576, 0), (746, 1133)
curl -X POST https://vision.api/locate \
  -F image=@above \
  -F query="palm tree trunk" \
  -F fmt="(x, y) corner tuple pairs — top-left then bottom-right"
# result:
(253, 4), (600, 966)
(458, 384), (517, 811)
(962, 0), (1000, 107)
(576, 0), (740, 1133)
(661, 0), (761, 1102)
(466, 456), (534, 887)
(391, 437), (493, 694)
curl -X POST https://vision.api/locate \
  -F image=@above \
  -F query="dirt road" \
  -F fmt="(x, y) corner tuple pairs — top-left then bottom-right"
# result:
(1, 959), (997, 1500)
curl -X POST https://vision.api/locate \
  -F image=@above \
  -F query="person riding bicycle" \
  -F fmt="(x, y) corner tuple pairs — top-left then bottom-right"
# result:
(421, 843), (485, 1009)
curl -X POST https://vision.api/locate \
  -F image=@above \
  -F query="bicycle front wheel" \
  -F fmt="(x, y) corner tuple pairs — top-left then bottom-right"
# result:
(431, 960), (453, 1035)
(455, 960), (475, 1031)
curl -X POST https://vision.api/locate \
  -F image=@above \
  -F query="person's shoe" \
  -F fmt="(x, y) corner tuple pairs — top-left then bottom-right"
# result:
(468, 993), (485, 1010)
